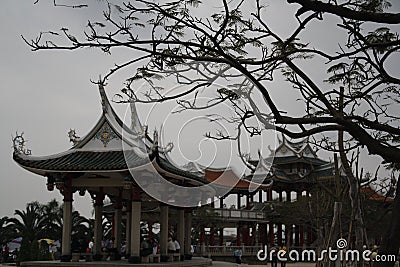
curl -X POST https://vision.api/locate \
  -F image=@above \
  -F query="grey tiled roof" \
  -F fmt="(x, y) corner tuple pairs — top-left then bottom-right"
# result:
(13, 150), (149, 171)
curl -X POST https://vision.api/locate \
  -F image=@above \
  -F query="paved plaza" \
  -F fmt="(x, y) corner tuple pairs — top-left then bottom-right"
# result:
(1, 260), (316, 267)
(212, 261), (315, 267)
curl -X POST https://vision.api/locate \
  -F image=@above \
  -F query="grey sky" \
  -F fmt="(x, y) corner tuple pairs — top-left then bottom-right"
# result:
(1, 0), (399, 219)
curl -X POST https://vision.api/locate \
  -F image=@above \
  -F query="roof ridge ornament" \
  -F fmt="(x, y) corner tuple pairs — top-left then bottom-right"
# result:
(98, 76), (108, 113)
(12, 132), (31, 155)
(152, 127), (174, 153)
(68, 129), (81, 146)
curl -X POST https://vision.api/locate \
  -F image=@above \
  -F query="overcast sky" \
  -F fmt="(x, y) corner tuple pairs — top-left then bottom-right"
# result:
(1, 0), (399, 219)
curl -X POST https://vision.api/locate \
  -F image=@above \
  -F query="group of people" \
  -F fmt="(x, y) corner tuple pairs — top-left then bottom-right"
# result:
(167, 237), (181, 253)
(73, 235), (188, 259)
(140, 236), (181, 257)
(234, 244), (287, 266)
(140, 237), (158, 257)
(1, 245), (10, 263)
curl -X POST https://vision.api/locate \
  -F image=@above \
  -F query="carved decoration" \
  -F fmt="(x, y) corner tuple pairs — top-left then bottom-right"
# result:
(12, 132), (31, 155)
(94, 122), (117, 147)
(68, 129), (81, 145)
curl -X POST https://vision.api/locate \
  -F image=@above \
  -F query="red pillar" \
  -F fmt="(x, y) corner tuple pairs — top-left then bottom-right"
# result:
(252, 224), (257, 245)
(299, 225), (304, 247)
(148, 222), (153, 239)
(267, 189), (273, 201)
(295, 225), (300, 247)
(200, 228), (205, 245)
(112, 215), (115, 238)
(210, 227), (215, 246)
(269, 223), (274, 246)
(237, 224), (241, 246)
(307, 225), (312, 246)
(277, 224), (283, 246)
(219, 228), (224, 246)
(244, 225), (250, 246)
(285, 224), (292, 246)
(286, 191), (291, 202)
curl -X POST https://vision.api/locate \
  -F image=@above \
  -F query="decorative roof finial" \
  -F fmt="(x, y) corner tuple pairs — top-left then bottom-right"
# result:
(153, 128), (159, 147)
(12, 132), (31, 155)
(68, 129), (81, 146)
(98, 76), (107, 112)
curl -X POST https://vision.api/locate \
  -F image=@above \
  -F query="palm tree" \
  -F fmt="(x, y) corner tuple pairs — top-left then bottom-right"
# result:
(40, 199), (63, 241)
(8, 202), (46, 261)
(71, 210), (91, 241)
(0, 216), (15, 246)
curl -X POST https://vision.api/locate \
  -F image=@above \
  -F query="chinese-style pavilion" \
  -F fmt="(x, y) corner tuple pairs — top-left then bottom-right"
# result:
(249, 135), (336, 248)
(12, 83), (218, 263)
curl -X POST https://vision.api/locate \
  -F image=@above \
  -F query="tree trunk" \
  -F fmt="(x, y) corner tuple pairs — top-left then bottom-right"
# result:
(374, 178), (400, 267)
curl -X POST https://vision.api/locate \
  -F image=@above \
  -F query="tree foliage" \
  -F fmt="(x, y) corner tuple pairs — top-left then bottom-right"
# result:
(6, 200), (91, 261)
(24, 0), (400, 266)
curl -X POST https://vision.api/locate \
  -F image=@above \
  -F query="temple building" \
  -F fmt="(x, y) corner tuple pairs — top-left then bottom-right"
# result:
(254, 135), (336, 248)
(183, 135), (338, 256)
(12, 83), (224, 263)
(13, 81), (349, 262)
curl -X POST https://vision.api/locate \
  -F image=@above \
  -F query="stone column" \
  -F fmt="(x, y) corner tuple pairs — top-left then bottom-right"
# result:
(128, 187), (141, 264)
(177, 208), (185, 258)
(61, 178), (73, 262)
(184, 209), (192, 259)
(160, 205), (169, 257)
(114, 200), (122, 259)
(93, 189), (104, 260)
(125, 201), (132, 258)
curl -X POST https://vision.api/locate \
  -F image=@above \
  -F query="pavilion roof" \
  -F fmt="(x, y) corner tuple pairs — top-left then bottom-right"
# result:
(12, 83), (203, 186)
(13, 149), (149, 172)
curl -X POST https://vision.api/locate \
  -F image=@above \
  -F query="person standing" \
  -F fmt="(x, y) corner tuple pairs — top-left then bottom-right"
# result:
(173, 238), (181, 253)
(88, 240), (94, 253)
(167, 237), (176, 253)
(233, 248), (242, 264)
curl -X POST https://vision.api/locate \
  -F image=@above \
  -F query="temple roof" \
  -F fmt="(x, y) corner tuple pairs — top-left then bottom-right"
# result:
(13, 150), (148, 172)
(247, 134), (335, 186)
(12, 83), (203, 187)
(270, 135), (317, 159)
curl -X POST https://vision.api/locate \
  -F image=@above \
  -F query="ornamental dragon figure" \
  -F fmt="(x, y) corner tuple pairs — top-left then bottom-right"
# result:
(12, 132), (31, 155)
(68, 129), (81, 145)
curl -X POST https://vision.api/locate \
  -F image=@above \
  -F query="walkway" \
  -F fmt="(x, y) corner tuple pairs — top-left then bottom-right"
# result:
(17, 257), (211, 267)
(212, 261), (315, 267)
